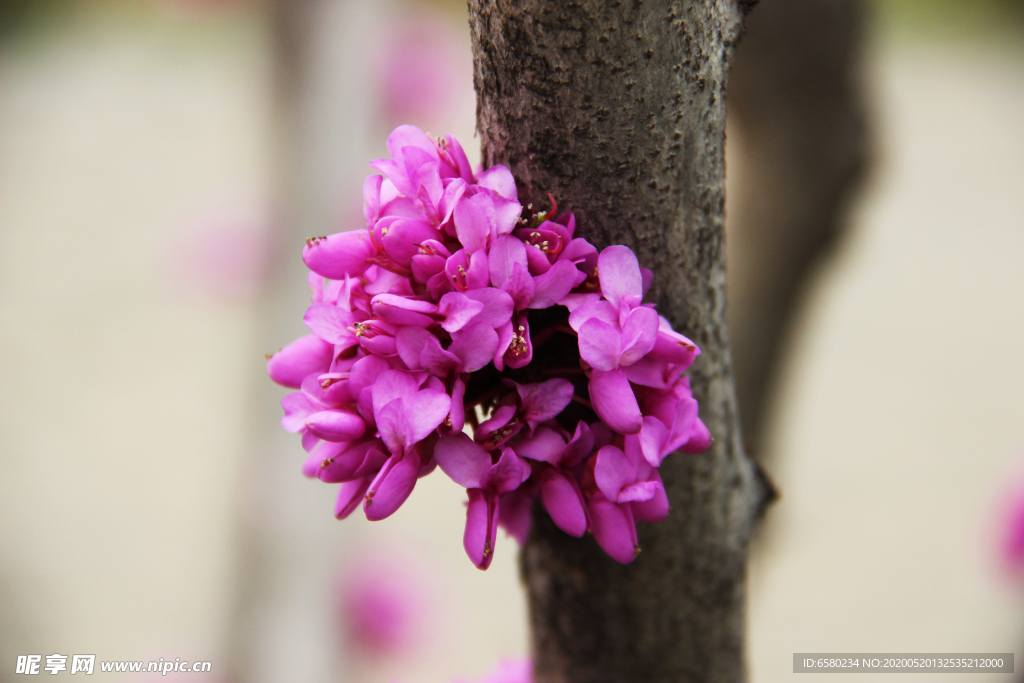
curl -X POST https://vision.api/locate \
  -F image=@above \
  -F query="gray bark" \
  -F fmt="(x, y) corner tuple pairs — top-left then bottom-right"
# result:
(468, 1), (770, 681)
(726, 0), (870, 449)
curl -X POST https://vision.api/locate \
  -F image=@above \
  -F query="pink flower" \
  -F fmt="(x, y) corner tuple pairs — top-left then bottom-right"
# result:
(268, 125), (708, 568)
(338, 551), (430, 657)
(452, 659), (532, 683)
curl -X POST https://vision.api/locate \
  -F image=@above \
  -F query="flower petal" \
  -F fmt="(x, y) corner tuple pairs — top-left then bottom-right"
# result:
(485, 447), (531, 495)
(588, 369), (643, 434)
(267, 334), (334, 388)
(453, 193), (492, 252)
(305, 409), (367, 442)
(578, 318), (622, 372)
(434, 432), (492, 489)
(597, 245), (642, 308)
(540, 468), (588, 537)
(464, 488), (499, 569)
(516, 378), (575, 431)
(437, 291), (485, 333)
(594, 445), (637, 501)
(488, 234), (529, 287)
(449, 322), (499, 373)
(371, 293), (438, 327)
(335, 478), (372, 520)
(281, 392), (319, 433)
(364, 452), (421, 521)
(631, 472), (669, 523)
(497, 487), (533, 545)
(588, 495), (638, 564)
(303, 304), (357, 346)
(509, 426), (566, 464)
(616, 306), (660, 367)
(529, 259), (578, 309)
(302, 230), (375, 280)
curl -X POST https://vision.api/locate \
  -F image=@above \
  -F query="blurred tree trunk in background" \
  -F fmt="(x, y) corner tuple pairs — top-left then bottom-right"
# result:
(228, 2), (376, 681)
(726, 0), (870, 450)
(468, 1), (770, 681)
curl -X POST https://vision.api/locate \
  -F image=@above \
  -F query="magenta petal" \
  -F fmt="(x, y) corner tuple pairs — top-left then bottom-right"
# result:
(305, 409), (367, 442)
(434, 432), (492, 489)
(301, 430), (320, 453)
(463, 288), (514, 329)
(349, 355), (390, 398)
(449, 322), (499, 373)
(540, 468), (588, 537)
(510, 427), (566, 464)
(454, 193), (492, 252)
(301, 448), (322, 477)
(568, 298), (618, 332)
(616, 306), (660, 367)
(594, 445), (637, 501)
(371, 370), (419, 415)
(666, 395), (700, 453)
(477, 165), (518, 200)
(363, 174), (384, 224)
(503, 314), (533, 369)
(335, 478), (371, 520)
(371, 294), (438, 327)
(588, 369), (643, 435)
(317, 440), (372, 483)
(648, 318), (700, 366)
(395, 326), (432, 370)
(562, 421), (595, 467)
(529, 259), (578, 309)
(490, 195), (523, 235)
(302, 230), (375, 280)
(449, 376), (466, 432)
(588, 495), (639, 564)
(597, 245), (643, 308)
(500, 262), (536, 311)
(364, 452), (420, 521)
(638, 416), (671, 466)
(486, 447), (531, 494)
(618, 481), (657, 503)
(267, 334), (333, 388)
(488, 234), (529, 287)
(498, 487), (533, 545)
(621, 356), (670, 389)
(578, 318), (622, 372)
(303, 304), (357, 346)
(381, 219), (440, 266)
(402, 388), (451, 444)
(517, 378), (575, 429)
(437, 292), (485, 333)
(419, 335), (462, 376)
(632, 473), (669, 523)
(376, 401), (413, 456)
(281, 392), (319, 432)
(464, 488), (499, 570)
(679, 417), (712, 454)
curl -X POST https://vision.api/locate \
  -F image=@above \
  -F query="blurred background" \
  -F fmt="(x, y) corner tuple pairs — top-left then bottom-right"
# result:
(0, 0), (1021, 681)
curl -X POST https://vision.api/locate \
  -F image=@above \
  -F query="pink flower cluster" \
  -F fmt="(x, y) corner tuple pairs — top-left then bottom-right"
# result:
(267, 125), (709, 569)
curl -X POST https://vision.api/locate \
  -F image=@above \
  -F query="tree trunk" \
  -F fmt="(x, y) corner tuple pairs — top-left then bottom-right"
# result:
(468, 1), (770, 681)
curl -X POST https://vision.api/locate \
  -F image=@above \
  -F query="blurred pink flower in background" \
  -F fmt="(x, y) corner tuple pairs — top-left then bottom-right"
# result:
(337, 547), (432, 659)
(453, 659), (531, 683)
(165, 200), (277, 302)
(999, 469), (1024, 576)
(373, 4), (473, 127)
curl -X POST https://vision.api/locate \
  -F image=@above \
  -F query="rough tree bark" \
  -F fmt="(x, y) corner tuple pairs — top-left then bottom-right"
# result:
(468, 2), (770, 681)
(726, 0), (870, 449)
